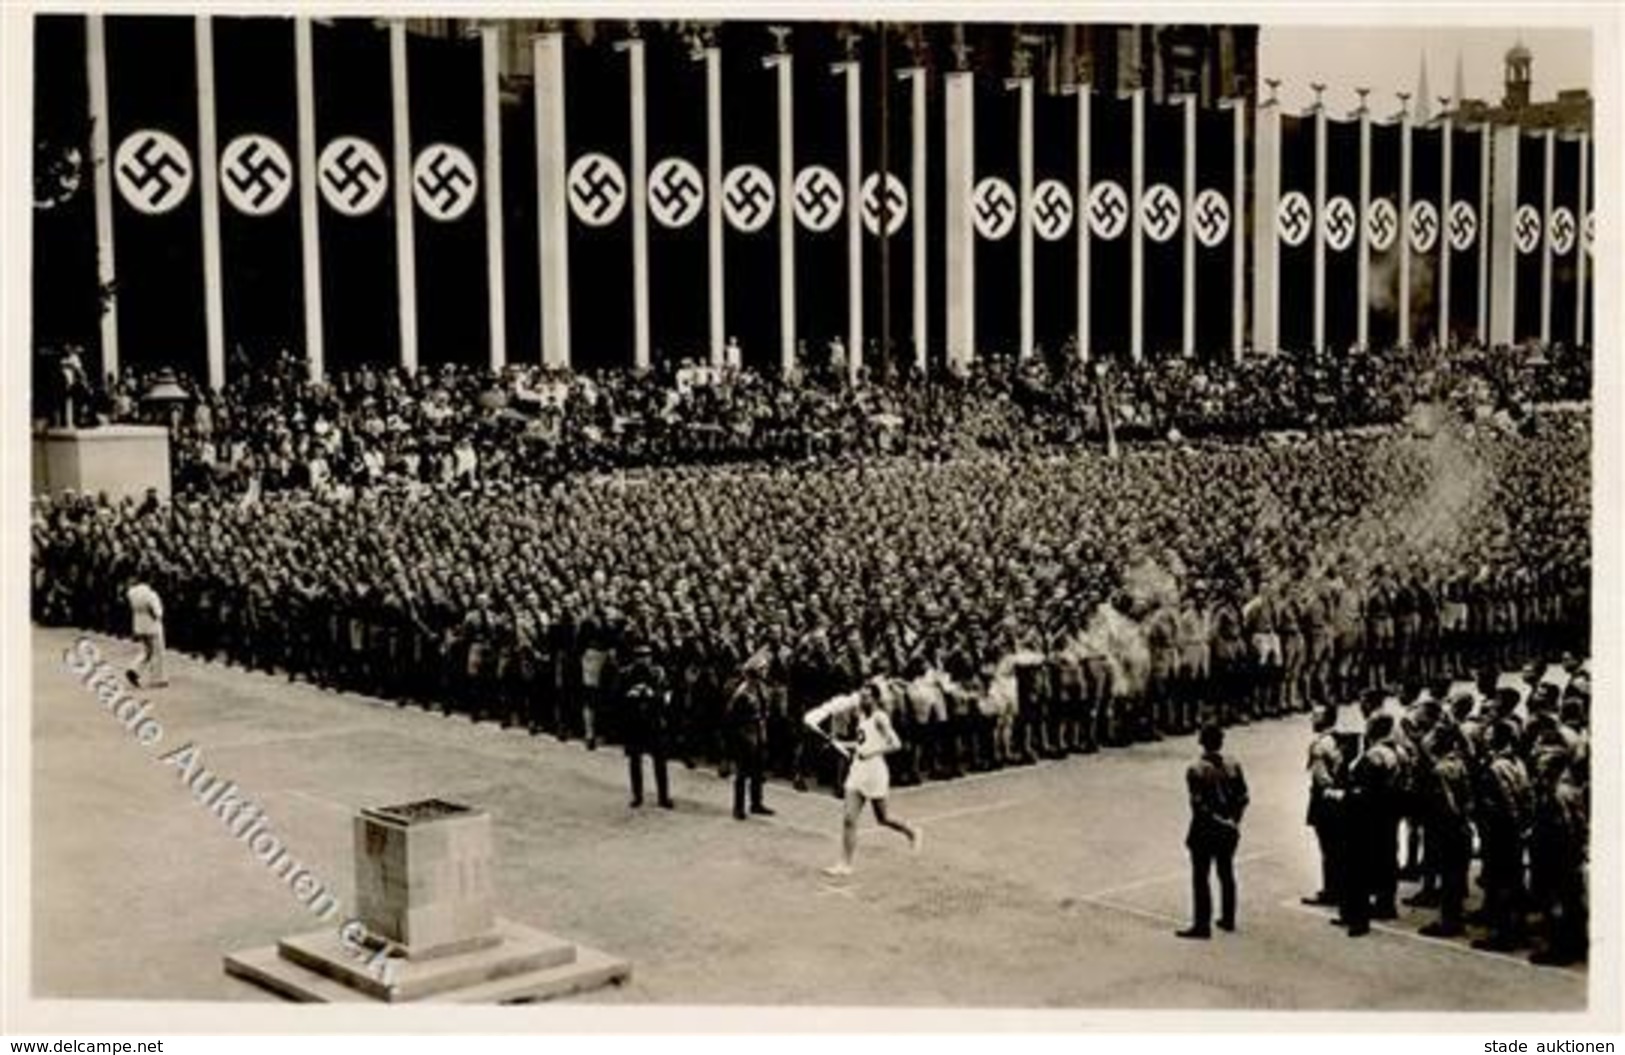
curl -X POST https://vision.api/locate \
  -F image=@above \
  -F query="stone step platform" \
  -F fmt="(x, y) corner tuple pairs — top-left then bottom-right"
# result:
(225, 918), (630, 1004)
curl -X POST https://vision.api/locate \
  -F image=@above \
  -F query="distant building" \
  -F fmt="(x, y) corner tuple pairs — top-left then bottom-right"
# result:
(1452, 41), (1592, 131)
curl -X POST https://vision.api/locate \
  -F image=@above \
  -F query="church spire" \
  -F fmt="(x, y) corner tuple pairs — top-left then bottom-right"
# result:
(1414, 51), (1432, 121)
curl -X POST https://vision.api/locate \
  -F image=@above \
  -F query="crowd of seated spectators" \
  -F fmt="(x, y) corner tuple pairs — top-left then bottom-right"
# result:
(33, 338), (1592, 498)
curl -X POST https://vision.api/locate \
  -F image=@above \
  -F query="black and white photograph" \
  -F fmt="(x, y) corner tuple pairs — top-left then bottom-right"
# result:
(3, 0), (1620, 1040)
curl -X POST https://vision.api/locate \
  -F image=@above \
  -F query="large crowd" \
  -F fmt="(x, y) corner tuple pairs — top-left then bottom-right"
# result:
(31, 339), (1592, 966)
(36, 339), (1591, 499)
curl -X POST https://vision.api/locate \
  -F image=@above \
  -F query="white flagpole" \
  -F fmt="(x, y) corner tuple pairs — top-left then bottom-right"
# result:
(1229, 98), (1243, 361)
(1438, 114), (1453, 350)
(1357, 101), (1370, 351)
(1076, 83), (1091, 363)
(86, 14), (119, 380)
(1576, 133), (1589, 345)
(1129, 85), (1144, 363)
(705, 44), (725, 369)
(1477, 123), (1490, 344)
(534, 30), (570, 370)
(907, 65), (927, 373)
(1398, 101), (1412, 347)
(194, 16), (226, 389)
(294, 18), (324, 382)
(481, 24), (506, 373)
(1181, 92), (1195, 358)
(768, 47), (795, 375)
(624, 36), (649, 372)
(1017, 74), (1035, 360)
(945, 69), (974, 372)
(1312, 99), (1326, 355)
(1539, 127), (1554, 345)
(841, 57), (862, 383)
(1251, 90), (1280, 356)
(389, 19), (418, 373)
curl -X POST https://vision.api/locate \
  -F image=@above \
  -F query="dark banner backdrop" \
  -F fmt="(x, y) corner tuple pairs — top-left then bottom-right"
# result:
(645, 34), (710, 366)
(1367, 120), (1401, 351)
(1141, 100), (1183, 359)
(214, 16), (302, 364)
(312, 19), (399, 373)
(1193, 104), (1234, 360)
(791, 30), (849, 365)
(104, 15), (206, 378)
(32, 15), (100, 365)
(1088, 91), (1131, 359)
(1033, 88), (1078, 361)
(407, 30), (486, 370)
(1513, 132), (1544, 343)
(1276, 112), (1314, 353)
(1446, 125), (1483, 344)
(973, 74), (1019, 359)
(1409, 125), (1442, 344)
(1550, 136), (1580, 348)
(858, 42), (916, 379)
(564, 34), (631, 372)
(1324, 118), (1360, 353)
(502, 57), (540, 369)
(720, 25), (781, 373)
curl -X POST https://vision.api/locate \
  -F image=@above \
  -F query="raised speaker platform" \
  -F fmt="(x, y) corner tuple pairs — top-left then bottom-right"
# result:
(32, 425), (171, 502)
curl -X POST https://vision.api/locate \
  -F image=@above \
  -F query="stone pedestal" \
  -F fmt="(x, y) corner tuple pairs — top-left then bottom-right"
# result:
(32, 425), (171, 502)
(353, 799), (498, 959)
(225, 799), (630, 1004)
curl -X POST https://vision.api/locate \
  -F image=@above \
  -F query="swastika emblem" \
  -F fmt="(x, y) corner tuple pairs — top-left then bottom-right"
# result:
(319, 137), (387, 216)
(649, 157), (704, 229)
(1087, 180), (1129, 240)
(1447, 200), (1477, 252)
(1408, 200), (1439, 254)
(1514, 204), (1542, 255)
(1548, 206), (1576, 256)
(412, 143), (478, 222)
(567, 153), (627, 227)
(1277, 190), (1312, 247)
(723, 164), (775, 234)
(1585, 211), (1594, 256)
(220, 134), (293, 216)
(1192, 189), (1229, 248)
(973, 176), (1017, 240)
(1141, 183), (1182, 243)
(1367, 198), (1398, 252)
(1030, 179), (1073, 242)
(115, 129), (193, 215)
(861, 172), (908, 237)
(1322, 196), (1357, 252)
(793, 166), (843, 233)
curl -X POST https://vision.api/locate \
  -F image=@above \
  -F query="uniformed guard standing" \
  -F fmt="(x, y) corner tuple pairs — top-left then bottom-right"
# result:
(1177, 724), (1250, 940)
(1474, 719), (1533, 952)
(621, 641), (674, 809)
(1418, 721), (1474, 938)
(727, 662), (776, 820)
(1302, 706), (1345, 908)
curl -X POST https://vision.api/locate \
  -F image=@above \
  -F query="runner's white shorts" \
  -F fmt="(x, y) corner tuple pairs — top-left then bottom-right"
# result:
(845, 755), (890, 800)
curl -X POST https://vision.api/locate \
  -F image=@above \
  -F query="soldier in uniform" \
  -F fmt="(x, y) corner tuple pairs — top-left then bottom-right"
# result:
(1177, 724), (1249, 939)
(620, 642), (674, 810)
(1302, 705), (1345, 908)
(1528, 750), (1587, 965)
(1474, 719), (1533, 952)
(1334, 712), (1402, 936)
(727, 661), (776, 820)
(1176, 586), (1212, 733)
(1241, 581), (1279, 719)
(1417, 720), (1474, 938)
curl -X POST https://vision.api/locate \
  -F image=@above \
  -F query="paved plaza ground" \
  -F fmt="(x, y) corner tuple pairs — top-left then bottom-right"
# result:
(31, 626), (1588, 1011)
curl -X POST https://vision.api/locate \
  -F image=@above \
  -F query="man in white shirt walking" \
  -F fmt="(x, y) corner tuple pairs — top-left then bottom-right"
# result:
(124, 577), (168, 689)
(805, 682), (922, 877)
